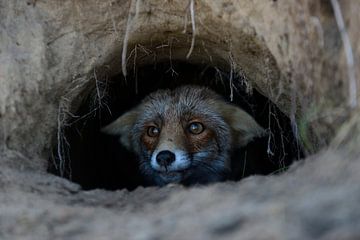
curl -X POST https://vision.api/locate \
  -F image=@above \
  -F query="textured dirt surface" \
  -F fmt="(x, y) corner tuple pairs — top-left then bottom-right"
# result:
(1, 0), (360, 239)
(1, 146), (360, 240)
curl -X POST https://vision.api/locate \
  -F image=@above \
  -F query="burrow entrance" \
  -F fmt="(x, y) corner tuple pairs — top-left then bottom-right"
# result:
(49, 60), (303, 191)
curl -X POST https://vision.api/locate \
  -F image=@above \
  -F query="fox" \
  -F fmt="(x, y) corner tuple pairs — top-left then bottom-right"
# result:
(102, 85), (265, 186)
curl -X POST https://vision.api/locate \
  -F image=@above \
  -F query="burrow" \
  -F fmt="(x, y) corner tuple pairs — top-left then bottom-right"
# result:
(48, 30), (305, 190)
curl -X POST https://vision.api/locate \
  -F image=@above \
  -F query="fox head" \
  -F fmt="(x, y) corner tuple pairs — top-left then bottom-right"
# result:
(102, 86), (265, 186)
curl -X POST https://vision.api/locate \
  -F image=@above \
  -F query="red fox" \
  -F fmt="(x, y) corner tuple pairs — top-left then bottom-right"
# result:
(103, 85), (264, 186)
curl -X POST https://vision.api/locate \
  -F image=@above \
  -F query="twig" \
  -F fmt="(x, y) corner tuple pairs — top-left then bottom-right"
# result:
(133, 45), (138, 94)
(267, 104), (275, 156)
(166, 38), (179, 76)
(67, 108), (98, 126)
(214, 67), (225, 88)
(57, 105), (65, 176)
(122, 0), (141, 77)
(331, 0), (357, 108)
(228, 53), (236, 102)
(272, 110), (287, 167)
(121, 7), (131, 77)
(94, 69), (102, 109)
(229, 65), (234, 102)
(182, 1), (189, 34)
(186, 0), (196, 59)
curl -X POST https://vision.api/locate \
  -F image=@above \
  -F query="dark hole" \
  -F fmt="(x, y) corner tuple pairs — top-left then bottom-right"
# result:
(48, 61), (303, 190)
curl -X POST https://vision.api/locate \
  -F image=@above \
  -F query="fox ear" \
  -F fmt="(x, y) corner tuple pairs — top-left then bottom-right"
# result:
(101, 109), (139, 150)
(218, 103), (265, 147)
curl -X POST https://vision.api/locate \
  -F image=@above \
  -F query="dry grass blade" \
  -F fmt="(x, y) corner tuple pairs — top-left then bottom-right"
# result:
(186, 0), (196, 59)
(331, 0), (358, 108)
(122, 0), (141, 77)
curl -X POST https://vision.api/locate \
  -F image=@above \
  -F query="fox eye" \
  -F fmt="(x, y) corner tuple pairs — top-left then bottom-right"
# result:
(147, 126), (160, 137)
(188, 122), (204, 135)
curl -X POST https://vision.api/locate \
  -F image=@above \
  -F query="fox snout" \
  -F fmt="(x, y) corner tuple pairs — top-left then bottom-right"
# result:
(102, 85), (265, 186)
(155, 150), (175, 169)
(151, 149), (190, 172)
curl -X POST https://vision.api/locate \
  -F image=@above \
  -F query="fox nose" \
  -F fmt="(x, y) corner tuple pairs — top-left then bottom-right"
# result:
(156, 150), (175, 167)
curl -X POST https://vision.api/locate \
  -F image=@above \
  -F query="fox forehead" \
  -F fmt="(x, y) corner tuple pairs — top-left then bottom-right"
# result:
(138, 86), (221, 122)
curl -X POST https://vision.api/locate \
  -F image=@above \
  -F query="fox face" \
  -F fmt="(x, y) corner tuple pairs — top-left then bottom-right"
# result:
(103, 86), (264, 186)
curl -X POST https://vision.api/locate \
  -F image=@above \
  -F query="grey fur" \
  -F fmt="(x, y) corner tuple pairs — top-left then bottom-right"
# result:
(103, 85), (265, 186)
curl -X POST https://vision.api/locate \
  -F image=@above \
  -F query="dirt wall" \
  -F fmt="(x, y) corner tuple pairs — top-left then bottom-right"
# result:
(1, 0), (360, 239)
(1, 0), (356, 168)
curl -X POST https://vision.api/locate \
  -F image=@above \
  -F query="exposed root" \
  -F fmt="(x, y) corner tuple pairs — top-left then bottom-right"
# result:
(166, 37), (179, 77)
(182, 1), (189, 34)
(94, 69), (104, 109)
(57, 102), (67, 177)
(272, 109), (287, 167)
(55, 74), (110, 177)
(93, 69), (111, 117)
(126, 43), (154, 93)
(133, 45), (138, 94)
(214, 67), (226, 88)
(71, 109), (98, 127)
(122, 0), (141, 77)
(238, 69), (252, 95)
(185, 0), (196, 59)
(291, 119), (302, 159)
(266, 104), (275, 157)
(331, 0), (357, 108)
(229, 55), (234, 102)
